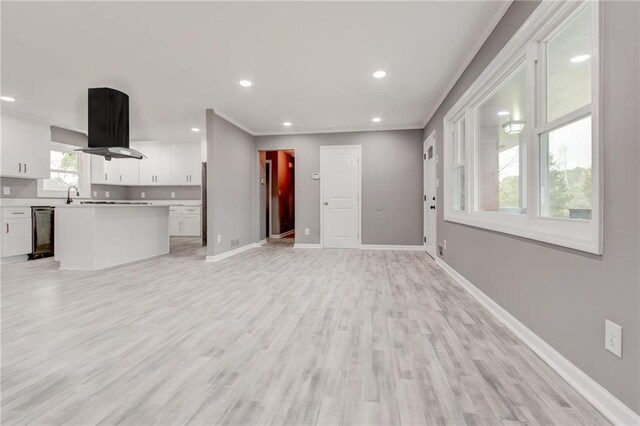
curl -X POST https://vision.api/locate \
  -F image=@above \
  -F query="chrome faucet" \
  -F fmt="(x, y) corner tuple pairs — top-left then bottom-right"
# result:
(66, 186), (79, 204)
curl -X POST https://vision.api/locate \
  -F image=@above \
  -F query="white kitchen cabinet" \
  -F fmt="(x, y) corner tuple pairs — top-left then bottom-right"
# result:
(91, 156), (120, 184)
(171, 141), (201, 185)
(169, 206), (201, 237)
(1, 115), (50, 179)
(1, 207), (32, 259)
(117, 158), (140, 185)
(134, 142), (172, 186)
(169, 206), (182, 235)
(181, 214), (201, 236)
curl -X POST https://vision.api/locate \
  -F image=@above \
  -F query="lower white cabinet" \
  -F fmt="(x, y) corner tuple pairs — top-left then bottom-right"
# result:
(169, 206), (201, 237)
(1, 207), (32, 259)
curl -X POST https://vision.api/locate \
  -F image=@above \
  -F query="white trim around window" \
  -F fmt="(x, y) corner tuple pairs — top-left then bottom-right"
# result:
(443, 0), (602, 254)
(37, 142), (92, 199)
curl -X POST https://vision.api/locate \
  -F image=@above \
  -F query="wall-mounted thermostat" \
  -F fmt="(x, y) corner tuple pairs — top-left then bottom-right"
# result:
(312, 172), (320, 180)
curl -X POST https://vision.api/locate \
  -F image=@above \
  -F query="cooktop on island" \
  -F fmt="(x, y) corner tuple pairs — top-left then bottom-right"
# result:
(80, 201), (150, 205)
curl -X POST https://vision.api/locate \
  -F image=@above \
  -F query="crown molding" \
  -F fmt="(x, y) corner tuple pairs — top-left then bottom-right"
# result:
(253, 124), (423, 137)
(214, 110), (256, 136)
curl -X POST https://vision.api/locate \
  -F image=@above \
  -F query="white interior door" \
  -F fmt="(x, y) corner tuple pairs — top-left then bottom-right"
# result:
(424, 131), (437, 258)
(321, 145), (360, 248)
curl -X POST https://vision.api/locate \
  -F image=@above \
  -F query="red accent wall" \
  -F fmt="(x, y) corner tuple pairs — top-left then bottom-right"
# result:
(265, 151), (295, 235)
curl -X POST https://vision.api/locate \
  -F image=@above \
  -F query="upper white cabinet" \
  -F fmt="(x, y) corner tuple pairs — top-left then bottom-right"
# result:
(89, 140), (202, 186)
(1, 115), (50, 179)
(171, 141), (201, 185)
(91, 156), (140, 185)
(133, 142), (172, 186)
(91, 156), (120, 184)
(118, 158), (140, 185)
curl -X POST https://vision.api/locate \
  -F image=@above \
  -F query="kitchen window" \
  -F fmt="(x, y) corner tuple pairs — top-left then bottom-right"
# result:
(443, 0), (601, 254)
(37, 143), (91, 198)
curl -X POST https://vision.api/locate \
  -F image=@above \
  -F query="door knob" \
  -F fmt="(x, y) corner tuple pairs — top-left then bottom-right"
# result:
(324, 201), (329, 206)
(430, 205), (436, 210)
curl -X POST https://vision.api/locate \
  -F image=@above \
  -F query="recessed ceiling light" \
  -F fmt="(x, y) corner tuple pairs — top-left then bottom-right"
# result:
(497, 111), (509, 116)
(283, 122), (292, 127)
(372, 70), (387, 79)
(191, 127), (200, 132)
(372, 117), (382, 123)
(570, 54), (591, 63)
(0, 96), (15, 102)
(239, 80), (253, 87)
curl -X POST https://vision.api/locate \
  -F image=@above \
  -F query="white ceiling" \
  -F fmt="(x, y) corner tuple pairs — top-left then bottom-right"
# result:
(1, 1), (508, 140)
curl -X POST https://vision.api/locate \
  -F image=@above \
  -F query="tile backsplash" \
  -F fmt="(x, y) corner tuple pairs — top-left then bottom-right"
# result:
(0, 177), (201, 201)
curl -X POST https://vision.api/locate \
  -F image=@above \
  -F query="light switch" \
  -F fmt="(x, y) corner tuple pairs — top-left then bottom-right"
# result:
(105, 191), (110, 198)
(171, 192), (176, 199)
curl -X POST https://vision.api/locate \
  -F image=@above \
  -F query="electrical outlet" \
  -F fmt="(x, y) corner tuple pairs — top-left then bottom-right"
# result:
(141, 192), (146, 199)
(605, 320), (622, 358)
(105, 191), (110, 198)
(171, 192), (175, 199)
(443, 239), (447, 250)
(3, 187), (10, 195)
(93, 191), (97, 197)
(217, 234), (222, 244)
(304, 228), (310, 236)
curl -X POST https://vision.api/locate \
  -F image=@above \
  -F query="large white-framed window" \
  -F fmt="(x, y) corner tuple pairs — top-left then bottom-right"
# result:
(37, 142), (91, 198)
(443, 0), (601, 254)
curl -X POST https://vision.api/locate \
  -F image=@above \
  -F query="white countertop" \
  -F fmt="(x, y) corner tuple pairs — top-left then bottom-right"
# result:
(56, 203), (171, 208)
(0, 198), (202, 207)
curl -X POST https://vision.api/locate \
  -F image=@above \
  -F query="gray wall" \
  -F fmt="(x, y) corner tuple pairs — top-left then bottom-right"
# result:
(255, 129), (423, 245)
(423, 0), (639, 413)
(206, 110), (257, 256)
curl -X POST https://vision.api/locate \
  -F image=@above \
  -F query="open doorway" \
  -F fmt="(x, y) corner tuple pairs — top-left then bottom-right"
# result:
(260, 150), (295, 243)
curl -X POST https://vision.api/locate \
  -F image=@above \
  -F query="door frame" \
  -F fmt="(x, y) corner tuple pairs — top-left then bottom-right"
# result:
(423, 130), (437, 258)
(265, 159), (274, 238)
(319, 145), (362, 249)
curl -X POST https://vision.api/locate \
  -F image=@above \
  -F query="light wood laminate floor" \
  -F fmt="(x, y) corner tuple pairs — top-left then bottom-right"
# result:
(1, 238), (608, 425)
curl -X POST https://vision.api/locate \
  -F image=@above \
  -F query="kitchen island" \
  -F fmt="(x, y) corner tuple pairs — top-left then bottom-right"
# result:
(55, 203), (170, 271)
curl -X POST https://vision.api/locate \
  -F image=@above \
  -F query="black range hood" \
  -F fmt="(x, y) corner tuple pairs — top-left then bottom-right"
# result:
(76, 87), (144, 161)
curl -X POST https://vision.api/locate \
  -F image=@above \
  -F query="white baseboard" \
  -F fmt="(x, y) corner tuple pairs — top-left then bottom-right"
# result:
(360, 244), (424, 251)
(435, 258), (640, 426)
(270, 229), (295, 239)
(1, 254), (29, 264)
(259, 239), (267, 245)
(293, 243), (322, 249)
(205, 241), (264, 263)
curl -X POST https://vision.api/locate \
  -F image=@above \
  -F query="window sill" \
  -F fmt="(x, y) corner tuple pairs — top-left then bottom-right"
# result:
(444, 212), (601, 255)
